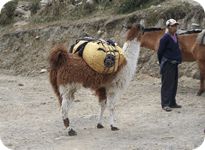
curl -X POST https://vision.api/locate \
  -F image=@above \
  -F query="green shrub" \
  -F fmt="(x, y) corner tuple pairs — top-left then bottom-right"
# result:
(3, 0), (18, 17)
(117, 0), (166, 14)
(0, 0), (18, 25)
(0, 13), (13, 25)
(30, 0), (40, 15)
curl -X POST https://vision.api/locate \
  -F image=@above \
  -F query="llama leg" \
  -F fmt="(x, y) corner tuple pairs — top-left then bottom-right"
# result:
(107, 92), (119, 131)
(97, 100), (107, 129)
(61, 86), (77, 136)
(96, 87), (107, 129)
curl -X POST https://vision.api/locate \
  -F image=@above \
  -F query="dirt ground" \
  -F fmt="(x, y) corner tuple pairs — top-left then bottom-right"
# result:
(0, 71), (204, 150)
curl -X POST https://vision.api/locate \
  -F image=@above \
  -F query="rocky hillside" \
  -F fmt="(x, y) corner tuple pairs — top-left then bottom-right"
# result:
(0, 0), (204, 78)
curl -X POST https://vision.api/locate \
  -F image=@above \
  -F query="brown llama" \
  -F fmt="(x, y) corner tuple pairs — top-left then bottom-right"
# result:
(48, 24), (143, 136)
(140, 28), (205, 96)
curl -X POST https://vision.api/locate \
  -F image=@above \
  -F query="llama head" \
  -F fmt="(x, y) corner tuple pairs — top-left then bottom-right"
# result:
(125, 23), (144, 42)
(122, 24), (142, 57)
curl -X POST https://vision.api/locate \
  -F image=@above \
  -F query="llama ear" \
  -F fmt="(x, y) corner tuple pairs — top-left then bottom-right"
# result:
(125, 23), (145, 41)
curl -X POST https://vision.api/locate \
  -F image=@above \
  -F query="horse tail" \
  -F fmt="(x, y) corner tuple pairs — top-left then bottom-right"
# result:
(197, 30), (205, 45)
(48, 44), (68, 106)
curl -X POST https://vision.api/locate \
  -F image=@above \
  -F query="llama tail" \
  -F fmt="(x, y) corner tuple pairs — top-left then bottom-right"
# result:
(49, 44), (69, 70)
(48, 44), (69, 106)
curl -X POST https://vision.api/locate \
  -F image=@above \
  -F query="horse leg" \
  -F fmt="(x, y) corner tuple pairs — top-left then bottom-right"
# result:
(107, 91), (120, 131)
(60, 85), (77, 136)
(197, 61), (205, 96)
(197, 75), (205, 96)
(96, 87), (107, 129)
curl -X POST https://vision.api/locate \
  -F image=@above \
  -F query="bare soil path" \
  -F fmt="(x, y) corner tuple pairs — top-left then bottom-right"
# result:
(0, 72), (204, 150)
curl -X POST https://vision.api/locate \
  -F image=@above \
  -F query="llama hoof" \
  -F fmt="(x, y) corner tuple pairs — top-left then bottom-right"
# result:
(97, 123), (104, 129)
(111, 125), (119, 131)
(68, 129), (77, 136)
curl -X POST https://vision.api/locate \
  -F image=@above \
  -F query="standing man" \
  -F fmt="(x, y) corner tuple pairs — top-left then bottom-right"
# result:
(157, 19), (182, 112)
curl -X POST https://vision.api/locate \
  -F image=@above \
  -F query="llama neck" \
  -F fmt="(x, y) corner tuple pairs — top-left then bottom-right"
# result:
(109, 39), (141, 91)
(123, 39), (141, 64)
(121, 39), (141, 81)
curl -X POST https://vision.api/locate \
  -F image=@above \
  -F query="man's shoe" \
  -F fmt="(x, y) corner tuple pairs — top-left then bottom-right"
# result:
(170, 104), (182, 108)
(162, 106), (172, 112)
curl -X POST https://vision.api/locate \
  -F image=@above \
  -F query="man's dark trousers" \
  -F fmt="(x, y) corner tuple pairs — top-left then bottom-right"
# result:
(161, 61), (178, 108)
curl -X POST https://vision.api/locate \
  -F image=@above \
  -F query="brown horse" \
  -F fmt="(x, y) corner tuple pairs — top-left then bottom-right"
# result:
(140, 28), (205, 96)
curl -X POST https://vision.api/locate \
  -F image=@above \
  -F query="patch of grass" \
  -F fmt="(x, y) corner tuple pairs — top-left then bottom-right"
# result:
(146, 2), (193, 26)
(116, 0), (165, 14)
(31, 1), (96, 23)
(161, 2), (192, 21)
(184, 5), (204, 23)
(30, 0), (41, 15)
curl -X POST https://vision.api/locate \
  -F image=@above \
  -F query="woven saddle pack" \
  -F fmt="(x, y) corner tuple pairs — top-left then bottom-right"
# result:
(71, 37), (126, 74)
